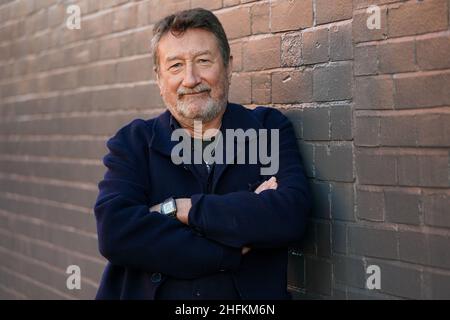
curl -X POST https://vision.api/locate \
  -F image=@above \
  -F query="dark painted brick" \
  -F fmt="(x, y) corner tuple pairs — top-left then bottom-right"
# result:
(329, 22), (353, 61)
(348, 226), (398, 259)
(302, 107), (330, 141)
(397, 153), (448, 187)
(288, 252), (305, 289)
(313, 63), (353, 102)
(309, 180), (331, 219)
(384, 189), (421, 225)
(315, 143), (354, 182)
(356, 150), (396, 185)
(334, 255), (366, 289)
(331, 182), (355, 221)
(330, 105), (352, 140)
(354, 116), (380, 146)
(316, 221), (332, 258)
(423, 192), (450, 228)
(356, 188), (384, 222)
(332, 223), (347, 254)
(366, 259), (422, 299)
(297, 142), (314, 178)
(305, 258), (332, 296)
(424, 271), (450, 299)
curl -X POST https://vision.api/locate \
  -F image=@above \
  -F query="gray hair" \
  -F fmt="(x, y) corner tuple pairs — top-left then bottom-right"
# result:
(150, 8), (231, 72)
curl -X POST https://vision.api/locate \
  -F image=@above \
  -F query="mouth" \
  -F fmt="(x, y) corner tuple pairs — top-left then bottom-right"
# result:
(180, 90), (210, 97)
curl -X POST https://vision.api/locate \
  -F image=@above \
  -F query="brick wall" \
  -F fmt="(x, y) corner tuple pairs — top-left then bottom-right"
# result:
(0, 0), (448, 299)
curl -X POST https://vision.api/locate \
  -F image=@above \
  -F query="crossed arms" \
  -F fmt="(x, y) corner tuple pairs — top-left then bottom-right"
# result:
(94, 112), (311, 279)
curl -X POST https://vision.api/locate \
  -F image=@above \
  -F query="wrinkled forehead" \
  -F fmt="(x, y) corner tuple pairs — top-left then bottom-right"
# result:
(157, 28), (222, 63)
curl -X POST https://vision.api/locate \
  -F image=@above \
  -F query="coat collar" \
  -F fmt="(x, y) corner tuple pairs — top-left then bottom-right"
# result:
(149, 102), (264, 192)
(149, 102), (263, 157)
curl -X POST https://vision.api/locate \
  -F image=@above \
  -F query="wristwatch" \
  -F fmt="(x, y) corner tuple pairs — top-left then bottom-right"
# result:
(160, 197), (177, 218)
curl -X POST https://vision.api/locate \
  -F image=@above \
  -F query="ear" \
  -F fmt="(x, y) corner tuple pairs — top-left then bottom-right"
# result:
(227, 55), (233, 82)
(154, 67), (163, 96)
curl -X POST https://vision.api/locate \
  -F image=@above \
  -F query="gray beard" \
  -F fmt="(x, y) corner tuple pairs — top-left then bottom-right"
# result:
(175, 96), (226, 122)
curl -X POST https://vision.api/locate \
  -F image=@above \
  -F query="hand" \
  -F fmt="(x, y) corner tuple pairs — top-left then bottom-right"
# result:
(254, 176), (277, 194)
(174, 198), (191, 225)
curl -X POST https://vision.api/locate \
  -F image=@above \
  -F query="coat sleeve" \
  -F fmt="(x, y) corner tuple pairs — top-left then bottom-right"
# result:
(188, 109), (312, 249)
(94, 119), (241, 279)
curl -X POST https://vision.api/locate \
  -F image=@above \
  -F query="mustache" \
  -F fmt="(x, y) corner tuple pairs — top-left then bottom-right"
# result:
(177, 84), (211, 97)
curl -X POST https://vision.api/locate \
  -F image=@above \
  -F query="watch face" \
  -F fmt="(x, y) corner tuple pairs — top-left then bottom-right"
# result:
(162, 201), (175, 213)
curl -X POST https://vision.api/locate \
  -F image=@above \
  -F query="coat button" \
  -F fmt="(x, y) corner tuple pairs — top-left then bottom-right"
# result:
(150, 272), (162, 283)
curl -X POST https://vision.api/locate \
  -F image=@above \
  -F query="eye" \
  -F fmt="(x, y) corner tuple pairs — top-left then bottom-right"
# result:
(198, 59), (210, 63)
(169, 63), (182, 70)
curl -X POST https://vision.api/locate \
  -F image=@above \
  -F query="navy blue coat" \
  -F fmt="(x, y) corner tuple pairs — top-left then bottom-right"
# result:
(94, 103), (311, 299)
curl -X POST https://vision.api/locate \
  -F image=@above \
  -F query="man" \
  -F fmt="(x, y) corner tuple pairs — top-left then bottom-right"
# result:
(94, 8), (311, 300)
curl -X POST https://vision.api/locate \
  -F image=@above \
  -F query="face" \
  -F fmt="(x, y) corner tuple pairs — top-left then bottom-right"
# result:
(155, 28), (233, 124)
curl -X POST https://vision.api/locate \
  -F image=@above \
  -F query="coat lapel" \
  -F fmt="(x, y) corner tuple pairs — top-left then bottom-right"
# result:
(149, 103), (264, 192)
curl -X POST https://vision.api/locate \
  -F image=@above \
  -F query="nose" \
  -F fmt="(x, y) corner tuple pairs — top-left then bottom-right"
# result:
(181, 63), (201, 88)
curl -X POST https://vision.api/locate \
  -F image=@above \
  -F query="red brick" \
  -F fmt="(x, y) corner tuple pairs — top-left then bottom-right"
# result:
(378, 40), (416, 74)
(113, 5), (138, 31)
(229, 73), (251, 104)
(191, 0), (222, 10)
(355, 76), (394, 110)
(353, 7), (387, 43)
(250, 2), (270, 34)
(251, 73), (271, 104)
(217, 6), (251, 40)
(397, 153), (448, 187)
(223, 0), (240, 7)
(271, 0), (313, 32)
(243, 36), (281, 71)
(316, 0), (352, 24)
(379, 115), (418, 146)
(353, 0), (406, 10)
(272, 70), (312, 104)
(116, 57), (154, 83)
(230, 41), (242, 72)
(417, 113), (450, 147)
(388, 0), (448, 37)
(302, 28), (329, 64)
(394, 72), (450, 109)
(354, 44), (378, 75)
(416, 34), (450, 71)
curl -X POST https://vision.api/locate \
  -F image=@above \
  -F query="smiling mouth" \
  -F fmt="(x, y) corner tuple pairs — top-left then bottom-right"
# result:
(181, 91), (209, 97)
